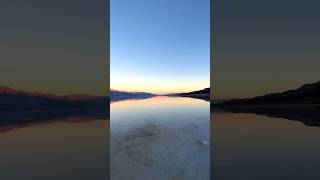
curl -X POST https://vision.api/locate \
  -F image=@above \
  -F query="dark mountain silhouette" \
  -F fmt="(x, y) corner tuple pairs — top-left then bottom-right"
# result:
(0, 86), (101, 101)
(0, 86), (108, 111)
(110, 89), (156, 101)
(178, 88), (210, 101)
(212, 81), (320, 127)
(109, 88), (211, 102)
(217, 81), (320, 106)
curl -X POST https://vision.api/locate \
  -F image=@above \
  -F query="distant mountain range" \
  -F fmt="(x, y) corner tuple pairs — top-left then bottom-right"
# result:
(212, 82), (320, 127)
(0, 86), (107, 111)
(110, 89), (156, 101)
(215, 81), (320, 106)
(179, 87), (210, 96)
(110, 88), (211, 102)
(178, 88), (210, 101)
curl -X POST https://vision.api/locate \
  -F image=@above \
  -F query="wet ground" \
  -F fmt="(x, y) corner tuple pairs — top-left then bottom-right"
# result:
(110, 96), (210, 180)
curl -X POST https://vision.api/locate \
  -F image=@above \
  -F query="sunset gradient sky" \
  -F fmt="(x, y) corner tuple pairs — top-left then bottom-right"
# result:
(111, 0), (210, 94)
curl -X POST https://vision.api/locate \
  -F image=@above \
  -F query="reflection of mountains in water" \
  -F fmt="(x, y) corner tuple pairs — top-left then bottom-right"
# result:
(0, 85), (108, 111)
(0, 109), (109, 134)
(213, 106), (320, 127)
(110, 88), (211, 102)
(110, 90), (156, 102)
(212, 81), (320, 127)
(110, 96), (154, 103)
(0, 86), (109, 133)
(178, 88), (210, 101)
(111, 95), (210, 104)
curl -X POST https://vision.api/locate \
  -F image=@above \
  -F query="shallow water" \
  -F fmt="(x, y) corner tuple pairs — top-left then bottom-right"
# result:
(111, 96), (210, 180)
(212, 111), (320, 180)
(0, 116), (108, 180)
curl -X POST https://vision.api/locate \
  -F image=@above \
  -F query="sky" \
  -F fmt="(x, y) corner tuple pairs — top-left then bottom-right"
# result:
(0, 0), (108, 96)
(111, 0), (210, 94)
(212, 0), (320, 99)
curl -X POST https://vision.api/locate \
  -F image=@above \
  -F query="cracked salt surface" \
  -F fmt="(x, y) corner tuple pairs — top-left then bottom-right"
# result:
(110, 96), (210, 180)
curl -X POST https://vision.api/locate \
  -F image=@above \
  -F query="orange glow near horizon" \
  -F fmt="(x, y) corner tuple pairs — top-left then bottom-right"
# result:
(111, 76), (209, 94)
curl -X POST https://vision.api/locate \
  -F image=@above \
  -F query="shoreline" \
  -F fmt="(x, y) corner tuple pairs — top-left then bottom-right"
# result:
(211, 104), (320, 110)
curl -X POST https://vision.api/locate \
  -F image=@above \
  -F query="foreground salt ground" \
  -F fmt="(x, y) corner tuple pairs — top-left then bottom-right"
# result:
(110, 96), (210, 180)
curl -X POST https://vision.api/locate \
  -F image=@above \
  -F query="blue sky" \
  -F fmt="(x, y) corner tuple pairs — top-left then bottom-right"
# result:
(111, 0), (210, 94)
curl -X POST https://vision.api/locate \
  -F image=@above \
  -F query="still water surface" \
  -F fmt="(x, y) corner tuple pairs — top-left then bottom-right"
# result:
(212, 111), (320, 180)
(4, 97), (318, 179)
(0, 115), (108, 180)
(111, 96), (210, 180)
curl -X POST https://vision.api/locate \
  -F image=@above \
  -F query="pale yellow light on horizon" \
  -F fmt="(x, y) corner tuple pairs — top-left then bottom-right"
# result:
(111, 78), (208, 95)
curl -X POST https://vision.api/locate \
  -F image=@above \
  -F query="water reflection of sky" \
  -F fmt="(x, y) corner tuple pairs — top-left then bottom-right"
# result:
(0, 119), (108, 180)
(212, 112), (320, 180)
(111, 96), (210, 180)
